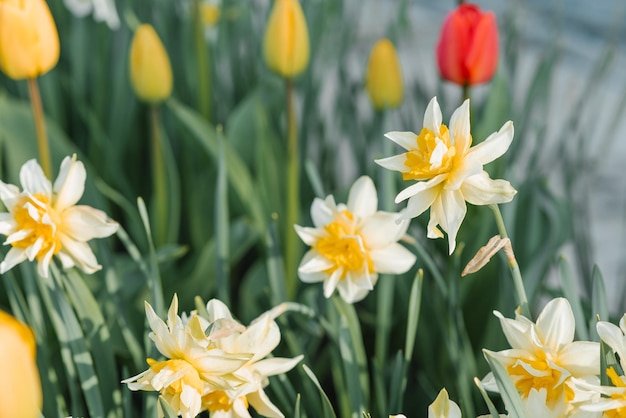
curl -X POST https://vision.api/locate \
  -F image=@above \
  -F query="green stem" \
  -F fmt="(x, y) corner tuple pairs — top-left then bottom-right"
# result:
(151, 105), (168, 246)
(462, 83), (470, 102)
(193, 0), (211, 121)
(489, 204), (531, 318)
(28, 78), (52, 178)
(285, 79), (300, 300)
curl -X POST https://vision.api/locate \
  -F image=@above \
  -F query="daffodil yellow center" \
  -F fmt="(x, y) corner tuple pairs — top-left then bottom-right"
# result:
(11, 193), (63, 259)
(402, 125), (456, 181)
(604, 367), (626, 418)
(507, 357), (574, 404)
(314, 210), (373, 279)
(147, 358), (204, 395)
(203, 390), (248, 412)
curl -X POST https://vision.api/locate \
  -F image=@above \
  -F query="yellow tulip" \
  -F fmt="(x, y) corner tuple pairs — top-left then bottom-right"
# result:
(365, 39), (403, 110)
(0, 310), (42, 418)
(0, 0), (60, 80)
(129, 24), (173, 103)
(263, 0), (310, 78)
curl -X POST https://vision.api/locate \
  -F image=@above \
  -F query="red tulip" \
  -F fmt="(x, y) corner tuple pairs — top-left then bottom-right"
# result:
(436, 3), (498, 86)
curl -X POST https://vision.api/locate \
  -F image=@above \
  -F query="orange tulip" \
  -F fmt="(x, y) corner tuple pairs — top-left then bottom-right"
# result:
(436, 3), (498, 86)
(0, 0), (60, 80)
(0, 310), (42, 418)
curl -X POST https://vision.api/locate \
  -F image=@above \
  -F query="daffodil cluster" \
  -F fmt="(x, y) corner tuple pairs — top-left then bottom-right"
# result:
(123, 295), (302, 418)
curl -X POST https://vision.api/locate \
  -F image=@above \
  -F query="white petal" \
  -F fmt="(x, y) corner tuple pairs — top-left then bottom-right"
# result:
(449, 99), (471, 155)
(0, 181), (21, 211)
(461, 172), (517, 205)
(53, 155), (86, 211)
(444, 157), (482, 191)
(294, 225), (323, 246)
(0, 213), (16, 235)
(535, 298), (575, 350)
(465, 121), (514, 166)
(383, 131), (418, 151)
(298, 269), (327, 284)
(374, 154), (410, 173)
(247, 388), (285, 418)
(254, 355), (303, 377)
(0, 247), (28, 273)
(62, 206), (118, 240)
(323, 269), (342, 298)
(239, 316), (281, 361)
(298, 250), (334, 273)
(311, 196), (335, 228)
(92, 0), (121, 29)
(20, 159), (51, 196)
(370, 243), (416, 274)
(597, 321), (626, 368)
(206, 299), (234, 322)
(359, 212), (409, 247)
(423, 97), (442, 135)
(58, 236), (101, 274)
(493, 310), (535, 352)
(558, 341), (600, 376)
(439, 189), (467, 254)
(401, 186), (441, 221)
(63, 0), (92, 17)
(395, 174), (446, 204)
(347, 176), (377, 219)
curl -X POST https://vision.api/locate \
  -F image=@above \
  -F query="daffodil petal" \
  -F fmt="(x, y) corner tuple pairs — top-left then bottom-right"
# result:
(247, 387), (284, 418)
(465, 121), (514, 166)
(449, 98), (471, 155)
(206, 299), (234, 322)
(19, 159), (51, 196)
(323, 268), (342, 298)
(493, 310), (535, 352)
(439, 189), (467, 254)
(383, 131), (418, 151)
(58, 236), (101, 274)
(53, 155), (86, 211)
(347, 175), (377, 219)
(395, 174), (446, 204)
(558, 341), (600, 376)
(62, 205), (118, 240)
(374, 153), (410, 173)
(298, 250), (334, 273)
(0, 181), (21, 210)
(535, 297), (575, 350)
(461, 171), (517, 205)
(311, 196), (336, 228)
(423, 96), (442, 135)
(254, 355), (303, 377)
(0, 247), (27, 274)
(370, 243), (415, 274)
(359, 212), (409, 247)
(293, 225), (323, 246)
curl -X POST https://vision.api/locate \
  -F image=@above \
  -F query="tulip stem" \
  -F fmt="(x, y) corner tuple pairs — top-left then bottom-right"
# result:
(27, 78), (52, 179)
(285, 79), (300, 300)
(489, 204), (531, 318)
(150, 105), (168, 247)
(193, 0), (211, 121)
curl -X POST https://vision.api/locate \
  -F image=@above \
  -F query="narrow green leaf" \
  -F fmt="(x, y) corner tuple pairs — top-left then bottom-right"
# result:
(483, 350), (527, 418)
(590, 265), (609, 341)
(558, 256), (589, 341)
(474, 377), (504, 418)
(215, 126), (231, 305)
(302, 364), (337, 418)
(404, 270), (423, 362)
(137, 197), (165, 318)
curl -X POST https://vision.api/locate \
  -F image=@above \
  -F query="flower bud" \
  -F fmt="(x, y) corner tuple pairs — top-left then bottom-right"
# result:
(129, 24), (173, 103)
(0, 0), (60, 80)
(263, 0), (310, 78)
(366, 38), (403, 110)
(436, 3), (498, 86)
(0, 310), (42, 418)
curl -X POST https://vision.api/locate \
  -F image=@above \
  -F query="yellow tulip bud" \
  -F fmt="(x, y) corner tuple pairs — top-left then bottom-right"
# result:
(365, 39), (403, 110)
(0, 310), (42, 418)
(129, 24), (173, 103)
(0, 0), (60, 80)
(263, 0), (310, 78)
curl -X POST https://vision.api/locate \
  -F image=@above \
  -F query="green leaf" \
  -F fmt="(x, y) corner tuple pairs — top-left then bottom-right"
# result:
(558, 256), (589, 341)
(474, 377), (505, 418)
(302, 364), (337, 418)
(483, 350), (527, 418)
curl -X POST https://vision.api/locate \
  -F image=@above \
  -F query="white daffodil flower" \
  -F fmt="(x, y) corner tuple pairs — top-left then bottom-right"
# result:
(428, 388), (462, 418)
(483, 298), (600, 416)
(123, 295), (252, 418)
(375, 97), (516, 254)
(0, 155), (118, 278)
(202, 299), (303, 418)
(295, 175), (416, 303)
(63, 0), (120, 29)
